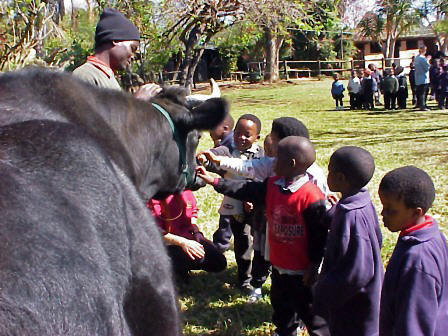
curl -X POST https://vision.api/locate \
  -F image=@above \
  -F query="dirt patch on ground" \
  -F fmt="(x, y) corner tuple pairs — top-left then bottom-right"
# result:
(191, 78), (318, 94)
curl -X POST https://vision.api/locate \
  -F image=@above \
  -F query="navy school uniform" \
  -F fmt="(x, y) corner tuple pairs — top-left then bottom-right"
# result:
(437, 72), (448, 109)
(380, 216), (448, 336)
(396, 75), (408, 109)
(361, 77), (377, 109)
(314, 188), (383, 336)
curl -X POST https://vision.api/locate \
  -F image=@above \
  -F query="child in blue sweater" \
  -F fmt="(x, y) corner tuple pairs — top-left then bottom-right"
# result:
(379, 166), (448, 336)
(331, 73), (345, 110)
(314, 146), (383, 336)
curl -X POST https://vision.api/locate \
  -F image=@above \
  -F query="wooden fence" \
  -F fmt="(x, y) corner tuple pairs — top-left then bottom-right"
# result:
(244, 57), (414, 80)
(152, 56), (415, 84)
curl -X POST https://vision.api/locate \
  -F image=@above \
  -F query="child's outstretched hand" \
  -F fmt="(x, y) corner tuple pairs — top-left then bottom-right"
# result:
(195, 166), (215, 185)
(197, 150), (221, 165)
(196, 152), (208, 165)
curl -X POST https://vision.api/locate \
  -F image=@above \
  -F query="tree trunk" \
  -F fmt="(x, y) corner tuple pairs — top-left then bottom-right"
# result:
(178, 24), (203, 88)
(172, 51), (183, 81)
(441, 35), (448, 55)
(264, 27), (280, 83)
(388, 37), (396, 64)
(384, 34), (391, 66)
(185, 48), (205, 91)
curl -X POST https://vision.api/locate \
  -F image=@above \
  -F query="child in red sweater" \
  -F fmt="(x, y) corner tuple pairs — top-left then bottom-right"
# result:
(197, 136), (329, 336)
(147, 190), (226, 281)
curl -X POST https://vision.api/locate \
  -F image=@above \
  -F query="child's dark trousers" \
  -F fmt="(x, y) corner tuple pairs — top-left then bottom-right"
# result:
(271, 269), (329, 336)
(213, 214), (253, 287)
(384, 92), (397, 110)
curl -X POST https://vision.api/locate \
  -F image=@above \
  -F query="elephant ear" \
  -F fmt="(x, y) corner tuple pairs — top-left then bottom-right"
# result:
(175, 98), (229, 132)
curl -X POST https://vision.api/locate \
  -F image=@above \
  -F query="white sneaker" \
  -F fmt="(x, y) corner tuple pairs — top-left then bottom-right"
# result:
(248, 287), (262, 303)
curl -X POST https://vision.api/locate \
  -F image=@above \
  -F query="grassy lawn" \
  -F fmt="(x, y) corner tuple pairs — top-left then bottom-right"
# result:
(180, 79), (448, 335)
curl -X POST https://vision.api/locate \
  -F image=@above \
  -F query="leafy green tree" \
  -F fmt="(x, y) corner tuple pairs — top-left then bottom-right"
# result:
(0, 0), (57, 71)
(242, 0), (340, 82)
(418, 0), (448, 54)
(213, 22), (262, 77)
(161, 0), (245, 90)
(241, 0), (305, 82)
(358, 0), (419, 62)
(42, 10), (95, 70)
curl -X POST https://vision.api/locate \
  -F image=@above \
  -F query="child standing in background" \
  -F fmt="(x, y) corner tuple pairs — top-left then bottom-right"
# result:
(348, 70), (361, 110)
(381, 68), (399, 110)
(395, 66), (408, 109)
(438, 65), (448, 109)
(361, 68), (377, 110)
(331, 73), (345, 110)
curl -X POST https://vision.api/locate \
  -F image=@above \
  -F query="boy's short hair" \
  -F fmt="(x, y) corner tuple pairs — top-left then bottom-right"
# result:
(333, 73), (339, 80)
(236, 114), (261, 134)
(222, 114), (235, 129)
(271, 117), (309, 140)
(379, 166), (435, 212)
(278, 136), (315, 170)
(384, 68), (392, 76)
(330, 146), (375, 189)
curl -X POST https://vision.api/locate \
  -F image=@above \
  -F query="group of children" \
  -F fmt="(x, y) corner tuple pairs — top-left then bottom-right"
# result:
(332, 56), (448, 111)
(147, 111), (447, 336)
(332, 68), (381, 111)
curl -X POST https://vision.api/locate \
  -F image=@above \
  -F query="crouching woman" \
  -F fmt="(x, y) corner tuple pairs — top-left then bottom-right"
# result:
(147, 190), (227, 282)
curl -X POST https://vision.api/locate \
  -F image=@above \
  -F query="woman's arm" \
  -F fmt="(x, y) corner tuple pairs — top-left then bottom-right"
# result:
(163, 233), (205, 260)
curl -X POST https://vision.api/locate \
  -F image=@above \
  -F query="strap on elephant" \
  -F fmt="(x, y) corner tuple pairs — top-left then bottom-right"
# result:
(152, 103), (192, 187)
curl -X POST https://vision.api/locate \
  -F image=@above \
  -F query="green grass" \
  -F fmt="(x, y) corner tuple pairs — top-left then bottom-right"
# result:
(180, 79), (448, 335)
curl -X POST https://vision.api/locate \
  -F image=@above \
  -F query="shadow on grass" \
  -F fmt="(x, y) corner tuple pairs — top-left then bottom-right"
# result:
(177, 265), (273, 335)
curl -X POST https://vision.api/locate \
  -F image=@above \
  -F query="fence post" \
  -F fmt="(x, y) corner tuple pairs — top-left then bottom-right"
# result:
(350, 59), (354, 72)
(318, 60), (321, 76)
(381, 58), (385, 71)
(284, 60), (288, 80)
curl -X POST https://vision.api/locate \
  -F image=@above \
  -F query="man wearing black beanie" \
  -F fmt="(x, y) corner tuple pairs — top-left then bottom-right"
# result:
(73, 8), (160, 99)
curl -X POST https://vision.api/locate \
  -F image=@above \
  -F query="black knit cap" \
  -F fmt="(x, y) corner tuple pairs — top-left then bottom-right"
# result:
(95, 8), (140, 47)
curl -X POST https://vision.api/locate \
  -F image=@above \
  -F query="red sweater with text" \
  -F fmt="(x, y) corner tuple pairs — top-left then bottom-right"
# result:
(265, 177), (325, 270)
(213, 176), (328, 271)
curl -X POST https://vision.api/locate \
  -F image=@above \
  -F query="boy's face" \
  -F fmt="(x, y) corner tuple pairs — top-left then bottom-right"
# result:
(233, 119), (259, 151)
(274, 148), (293, 178)
(378, 190), (421, 232)
(274, 147), (308, 180)
(209, 122), (228, 145)
(327, 160), (345, 192)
